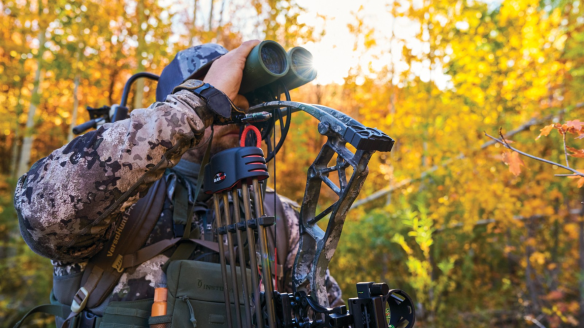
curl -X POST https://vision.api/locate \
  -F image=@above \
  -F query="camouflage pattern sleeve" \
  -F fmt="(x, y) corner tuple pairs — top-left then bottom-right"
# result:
(14, 90), (213, 263)
(280, 198), (344, 306)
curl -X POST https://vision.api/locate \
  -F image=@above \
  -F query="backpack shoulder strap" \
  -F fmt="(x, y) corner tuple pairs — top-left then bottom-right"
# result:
(13, 304), (71, 328)
(14, 179), (168, 328)
(162, 136), (214, 272)
(79, 177), (167, 310)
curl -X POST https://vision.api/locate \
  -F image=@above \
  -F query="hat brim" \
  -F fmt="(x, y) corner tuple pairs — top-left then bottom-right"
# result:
(184, 55), (223, 82)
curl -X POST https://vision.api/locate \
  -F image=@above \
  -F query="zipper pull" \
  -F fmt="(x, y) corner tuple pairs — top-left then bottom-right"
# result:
(180, 296), (197, 328)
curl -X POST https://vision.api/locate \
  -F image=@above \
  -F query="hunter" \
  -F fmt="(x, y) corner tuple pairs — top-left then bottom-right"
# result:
(13, 41), (342, 327)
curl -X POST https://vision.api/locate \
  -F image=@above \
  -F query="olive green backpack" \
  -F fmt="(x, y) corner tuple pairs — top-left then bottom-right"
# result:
(148, 260), (252, 328)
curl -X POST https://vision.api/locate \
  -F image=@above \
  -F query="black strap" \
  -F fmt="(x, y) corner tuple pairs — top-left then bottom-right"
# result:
(184, 128), (213, 240)
(180, 184), (197, 240)
(172, 181), (189, 227)
(163, 129), (214, 272)
(122, 237), (219, 269)
(78, 178), (167, 310)
(13, 304), (71, 328)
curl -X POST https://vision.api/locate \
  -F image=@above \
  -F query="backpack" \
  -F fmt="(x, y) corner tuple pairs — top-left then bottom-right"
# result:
(14, 177), (291, 328)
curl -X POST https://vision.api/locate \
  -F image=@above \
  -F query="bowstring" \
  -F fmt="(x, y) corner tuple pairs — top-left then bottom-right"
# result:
(274, 84), (291, 291)
(274, 89), (278, 291)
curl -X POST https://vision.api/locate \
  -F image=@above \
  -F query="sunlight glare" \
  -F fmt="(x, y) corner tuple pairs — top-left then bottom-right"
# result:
(296, 0), (451, 88)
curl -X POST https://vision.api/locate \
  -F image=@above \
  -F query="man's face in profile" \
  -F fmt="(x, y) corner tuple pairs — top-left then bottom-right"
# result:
(210, 124), (242, 154)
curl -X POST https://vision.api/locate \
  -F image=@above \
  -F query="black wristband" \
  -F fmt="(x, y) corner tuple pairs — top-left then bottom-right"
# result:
(172, 80), (243, 119)
(197, 84), (232, 118)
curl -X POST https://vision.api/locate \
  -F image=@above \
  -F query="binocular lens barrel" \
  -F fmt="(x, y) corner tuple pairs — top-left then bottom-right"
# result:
(291, 48), (314, 76)
(239, 41), (317, 96)
(261, 43), (288, 74)
(239, 41), (289, 94)
(281, 46), (317, 91)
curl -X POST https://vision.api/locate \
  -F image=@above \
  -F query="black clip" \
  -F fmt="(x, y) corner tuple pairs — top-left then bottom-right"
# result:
(247, 219), (257, 229)
(258, 216), (275, 227)
(237, 221), (246, 231)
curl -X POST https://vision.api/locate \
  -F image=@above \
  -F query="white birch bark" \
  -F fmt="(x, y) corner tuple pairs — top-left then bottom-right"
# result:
(16, 30), (46, 177)
(68, 74), (80, 142)
(133, 0), (145, 110)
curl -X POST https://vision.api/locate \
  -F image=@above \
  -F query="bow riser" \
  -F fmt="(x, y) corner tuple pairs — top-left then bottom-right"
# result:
(294, 135), (374, 305)
(313, 149), (372, 304)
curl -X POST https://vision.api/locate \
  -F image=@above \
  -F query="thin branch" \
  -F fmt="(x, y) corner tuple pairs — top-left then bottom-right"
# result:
(524, 315), (547, 328)
(484, 132), (584, 178)
(499, 127), (511, 147)
(479, 105), (573, 149)
(563, 131), (570, 168)
(351, 102), (584, 209)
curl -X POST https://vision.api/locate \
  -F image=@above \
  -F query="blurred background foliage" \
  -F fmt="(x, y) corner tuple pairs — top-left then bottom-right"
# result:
(0, 0), (584, 327)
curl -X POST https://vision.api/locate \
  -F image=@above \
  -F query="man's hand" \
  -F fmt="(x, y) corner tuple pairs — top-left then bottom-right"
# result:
(203, 40), (260, 110)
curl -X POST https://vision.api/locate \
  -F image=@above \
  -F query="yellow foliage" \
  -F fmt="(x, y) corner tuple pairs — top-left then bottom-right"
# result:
(0, 0), (583, 326)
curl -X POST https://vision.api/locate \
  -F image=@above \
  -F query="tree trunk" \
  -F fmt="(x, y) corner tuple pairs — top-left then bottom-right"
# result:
(216, 0), (227, 40)
(428, 241), (436, 323)
(16, 29), (45, 177)
(549, 218), (560, 291)
(381, 252), (389, 285)
(191, 0), (198, 45)
(133, 73), (144, 110)
(9, 73), (25, 179)
(525, 221), (541, 314)
(208, 0), (214, 31)
(388, 0), (397, 116)
(9, 132), (21, 179)
(68, 74), (80, 142)
(133, 0), (145, 110)
(579, 188), (584, 325)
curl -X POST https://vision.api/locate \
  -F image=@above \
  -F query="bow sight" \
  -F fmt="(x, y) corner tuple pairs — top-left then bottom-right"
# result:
(72, 41), (416, 328)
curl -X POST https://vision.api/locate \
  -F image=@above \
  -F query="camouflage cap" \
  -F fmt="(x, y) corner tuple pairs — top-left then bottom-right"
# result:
(156, 43), (228, 102)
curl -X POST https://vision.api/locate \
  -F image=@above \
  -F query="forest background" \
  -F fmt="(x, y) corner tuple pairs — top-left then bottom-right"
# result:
(1, 0), (583, 327)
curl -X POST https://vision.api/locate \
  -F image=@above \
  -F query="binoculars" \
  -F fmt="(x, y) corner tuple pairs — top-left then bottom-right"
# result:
(239, 40), (317, 95)
(190, 40), (317, 103)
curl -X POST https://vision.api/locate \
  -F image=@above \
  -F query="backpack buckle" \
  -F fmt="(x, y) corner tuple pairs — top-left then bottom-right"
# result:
(112, 254), (124, 273)
(71, 287), (89, 313)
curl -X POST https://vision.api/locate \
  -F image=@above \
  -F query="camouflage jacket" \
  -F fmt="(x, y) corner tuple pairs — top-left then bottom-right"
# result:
(13, 90), (343, 308)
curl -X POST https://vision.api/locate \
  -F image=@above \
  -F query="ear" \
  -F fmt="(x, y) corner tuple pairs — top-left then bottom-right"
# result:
(233, 95), (250, 111)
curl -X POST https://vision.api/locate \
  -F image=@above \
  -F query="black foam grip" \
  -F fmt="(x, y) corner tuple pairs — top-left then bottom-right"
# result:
(72, 119), (98, 135)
